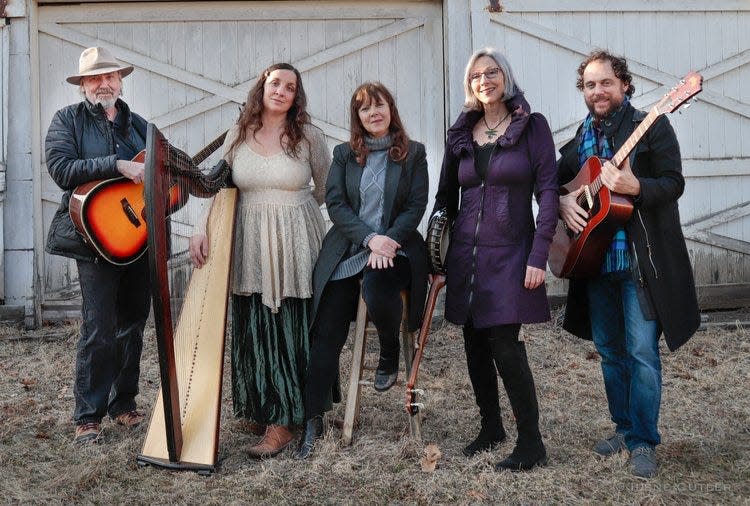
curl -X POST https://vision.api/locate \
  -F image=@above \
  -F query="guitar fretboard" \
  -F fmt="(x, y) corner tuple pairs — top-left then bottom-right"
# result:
(576, 107), (660, 206)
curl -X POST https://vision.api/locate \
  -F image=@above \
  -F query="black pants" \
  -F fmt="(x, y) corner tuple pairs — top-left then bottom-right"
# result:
(74, 256), (151, 425)
(463, 322), (542, 446)
(304, 256), (410, 418)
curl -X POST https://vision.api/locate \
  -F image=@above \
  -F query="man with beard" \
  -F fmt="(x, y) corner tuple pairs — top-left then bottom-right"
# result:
(46, 46), (150, 443)
(557, 50), (700, 478)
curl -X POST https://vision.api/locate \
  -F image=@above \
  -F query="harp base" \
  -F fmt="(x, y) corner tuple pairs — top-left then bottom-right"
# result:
(136, 454), (216, 475)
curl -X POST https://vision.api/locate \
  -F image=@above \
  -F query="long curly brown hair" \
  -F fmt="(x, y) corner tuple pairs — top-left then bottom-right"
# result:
(576, 49), (636, 96)
(349, 82), (409, 166)
(226, 63), (311, 160)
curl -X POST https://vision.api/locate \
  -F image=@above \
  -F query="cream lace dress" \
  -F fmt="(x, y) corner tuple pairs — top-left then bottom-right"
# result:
(197, 124), (330, 312)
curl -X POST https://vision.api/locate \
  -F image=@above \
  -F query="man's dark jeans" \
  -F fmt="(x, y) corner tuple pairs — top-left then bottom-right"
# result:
(74, 255), (150, 425)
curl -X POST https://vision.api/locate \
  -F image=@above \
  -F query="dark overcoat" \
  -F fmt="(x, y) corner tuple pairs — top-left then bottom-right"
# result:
(311, 141), (430, 331)
(433, 95), (559, 328)
(557, 102), (700, 351)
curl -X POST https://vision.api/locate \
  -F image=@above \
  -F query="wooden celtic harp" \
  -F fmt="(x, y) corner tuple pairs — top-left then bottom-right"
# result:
(136, 124), (235, 474)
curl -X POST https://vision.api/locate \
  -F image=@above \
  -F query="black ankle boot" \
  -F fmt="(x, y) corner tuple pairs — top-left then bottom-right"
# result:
(463, 423), (507, 457)
(293, 416), (324, 460)
(495, 440), (548, 471)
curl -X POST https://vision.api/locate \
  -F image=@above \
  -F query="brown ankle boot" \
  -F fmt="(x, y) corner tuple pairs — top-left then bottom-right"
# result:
(245, 425), (294, 458)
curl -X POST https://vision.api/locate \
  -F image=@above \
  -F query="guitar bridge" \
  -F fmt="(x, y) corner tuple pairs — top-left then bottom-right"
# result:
(121, 198), (142, 228)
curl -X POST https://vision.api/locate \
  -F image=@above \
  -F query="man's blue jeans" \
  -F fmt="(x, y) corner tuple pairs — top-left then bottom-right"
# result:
(587, 271), (661, 450)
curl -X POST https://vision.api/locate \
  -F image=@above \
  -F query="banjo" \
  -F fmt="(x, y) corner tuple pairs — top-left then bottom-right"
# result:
(426, 207), (451, 275)
(405, 208), (451, 416)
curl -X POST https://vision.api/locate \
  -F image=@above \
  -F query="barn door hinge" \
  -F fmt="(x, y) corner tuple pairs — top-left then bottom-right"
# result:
(487, 0), (503, 13)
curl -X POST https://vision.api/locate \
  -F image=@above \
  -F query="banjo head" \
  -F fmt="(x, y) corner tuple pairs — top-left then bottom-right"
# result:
(427, 208), (451, 275)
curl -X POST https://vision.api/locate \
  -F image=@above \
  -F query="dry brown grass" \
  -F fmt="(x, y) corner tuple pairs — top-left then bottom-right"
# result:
(1, 310), (748, 505)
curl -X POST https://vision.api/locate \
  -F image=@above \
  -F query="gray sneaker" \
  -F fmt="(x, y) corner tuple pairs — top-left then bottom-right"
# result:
(629, 446), (657, 478)
(593, 433), (626, 456)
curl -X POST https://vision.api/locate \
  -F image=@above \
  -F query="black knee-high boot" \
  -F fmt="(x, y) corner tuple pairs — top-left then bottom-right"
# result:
(462, 326), (506, 456)
(490, 335), (547, 471)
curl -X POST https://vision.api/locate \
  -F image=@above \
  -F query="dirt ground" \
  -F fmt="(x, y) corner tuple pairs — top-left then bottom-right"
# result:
(1, 308), (748, 505)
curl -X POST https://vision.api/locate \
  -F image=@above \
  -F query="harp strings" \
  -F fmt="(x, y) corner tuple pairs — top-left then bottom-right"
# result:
(161, 140), (227, 425)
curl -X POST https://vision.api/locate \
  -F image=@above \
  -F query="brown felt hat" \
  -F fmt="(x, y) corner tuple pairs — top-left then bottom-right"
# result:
(66, 46), (134, 85)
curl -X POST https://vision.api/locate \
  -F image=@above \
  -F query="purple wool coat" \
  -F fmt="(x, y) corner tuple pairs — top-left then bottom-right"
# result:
(433, 95), (559, 328)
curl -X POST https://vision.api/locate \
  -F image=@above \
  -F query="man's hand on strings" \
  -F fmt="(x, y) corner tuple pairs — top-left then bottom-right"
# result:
(600, 158), (641, 196)
(559, 187), (588, 233)
(189, 234), (209, 268)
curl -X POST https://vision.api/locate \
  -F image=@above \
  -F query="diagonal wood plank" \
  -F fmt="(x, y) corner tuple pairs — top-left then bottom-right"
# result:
(491, 12), (750, 120)
(685, 231), (750, 256)
(684, 201), (750, 229)
(39, 22), (247, 104)
(150, 17), (425, 129)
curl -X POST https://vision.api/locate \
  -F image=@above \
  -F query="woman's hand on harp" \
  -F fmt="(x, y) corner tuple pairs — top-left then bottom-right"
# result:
(189, 233), (209, 268)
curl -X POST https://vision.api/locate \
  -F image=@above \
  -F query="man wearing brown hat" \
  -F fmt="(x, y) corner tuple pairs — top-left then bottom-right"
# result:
(45, 46), (151, 443)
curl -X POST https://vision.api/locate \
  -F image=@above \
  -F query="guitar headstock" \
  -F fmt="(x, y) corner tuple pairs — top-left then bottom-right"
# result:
(655, 72), (703, 115)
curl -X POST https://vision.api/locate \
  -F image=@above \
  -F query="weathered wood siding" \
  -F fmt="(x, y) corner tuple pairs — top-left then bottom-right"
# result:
(0, 23), (7, 301)
(469, 0), (750, 305)
(36, 1), (444, 318)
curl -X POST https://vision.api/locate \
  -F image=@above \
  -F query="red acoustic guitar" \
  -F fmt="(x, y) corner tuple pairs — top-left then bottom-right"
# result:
(68, 132), (226, 265)
(548, 72), (703, 279)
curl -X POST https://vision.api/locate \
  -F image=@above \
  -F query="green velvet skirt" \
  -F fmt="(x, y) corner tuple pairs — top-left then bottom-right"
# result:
(231, 293), (310, 426)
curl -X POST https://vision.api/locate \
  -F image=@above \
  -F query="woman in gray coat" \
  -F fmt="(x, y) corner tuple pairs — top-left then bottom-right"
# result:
(295, 82), (429, 459)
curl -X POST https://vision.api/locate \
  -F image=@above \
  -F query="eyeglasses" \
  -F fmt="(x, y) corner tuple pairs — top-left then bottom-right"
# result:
(469, 67), (501, 83)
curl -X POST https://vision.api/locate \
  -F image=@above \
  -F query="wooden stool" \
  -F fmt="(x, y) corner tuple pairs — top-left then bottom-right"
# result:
(341, 288), (422, 445)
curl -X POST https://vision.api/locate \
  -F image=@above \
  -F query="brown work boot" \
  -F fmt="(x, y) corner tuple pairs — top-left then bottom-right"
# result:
(114, 410), (145, 428)
(245, 424), (294, 458)
(73, 422), (101, 444)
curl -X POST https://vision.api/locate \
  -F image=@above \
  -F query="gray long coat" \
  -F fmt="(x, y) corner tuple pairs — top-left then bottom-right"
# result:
(311, 141), (430, 331)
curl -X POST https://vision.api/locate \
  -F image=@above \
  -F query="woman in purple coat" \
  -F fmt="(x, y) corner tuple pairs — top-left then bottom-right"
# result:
(433, 48), (558, 471)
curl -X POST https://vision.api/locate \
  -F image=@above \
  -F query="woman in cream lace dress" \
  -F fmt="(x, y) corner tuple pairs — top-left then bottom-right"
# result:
(189, 63), (330, 458)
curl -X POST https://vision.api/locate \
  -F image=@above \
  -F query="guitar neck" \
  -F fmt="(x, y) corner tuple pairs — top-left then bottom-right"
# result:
(192, 131), (228, 166)
(578, 107), (661, 204)
(610, 107), (661, 168)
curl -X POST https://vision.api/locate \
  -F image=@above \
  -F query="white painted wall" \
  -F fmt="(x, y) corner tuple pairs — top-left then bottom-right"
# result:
(4, 6), (37, 327)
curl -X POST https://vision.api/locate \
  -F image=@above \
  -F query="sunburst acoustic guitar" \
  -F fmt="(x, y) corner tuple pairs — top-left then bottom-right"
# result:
(68, 132), (226, 265)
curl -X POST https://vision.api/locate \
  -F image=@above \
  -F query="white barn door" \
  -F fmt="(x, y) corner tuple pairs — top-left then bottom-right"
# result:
(37, 1), (444, 319)
(0, 23), (7, 301)
(470, 0), (750, 306)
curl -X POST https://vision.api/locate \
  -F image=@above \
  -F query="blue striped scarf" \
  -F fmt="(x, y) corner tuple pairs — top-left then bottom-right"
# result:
(577, 97), (631, 274)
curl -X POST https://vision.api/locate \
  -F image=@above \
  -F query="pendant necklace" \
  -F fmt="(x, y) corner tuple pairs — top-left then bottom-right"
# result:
(483, 110), (511, 139)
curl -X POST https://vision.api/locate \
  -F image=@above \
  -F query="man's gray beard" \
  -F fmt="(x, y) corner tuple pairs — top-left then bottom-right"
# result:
(95, 96), (117, 109)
